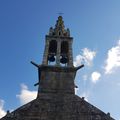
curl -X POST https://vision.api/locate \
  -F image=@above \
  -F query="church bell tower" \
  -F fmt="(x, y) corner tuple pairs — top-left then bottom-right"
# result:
(42, 16), (73, 66)
(32, 16), (84, 96)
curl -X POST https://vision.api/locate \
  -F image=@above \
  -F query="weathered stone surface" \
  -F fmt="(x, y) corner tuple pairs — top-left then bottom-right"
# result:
(1, 93), (114, 120)
(38, 65), (76, 95)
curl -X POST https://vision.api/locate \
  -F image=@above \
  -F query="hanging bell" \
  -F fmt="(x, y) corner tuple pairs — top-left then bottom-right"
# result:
(60, 56), (68, 64)
(48, 55), (55, 62)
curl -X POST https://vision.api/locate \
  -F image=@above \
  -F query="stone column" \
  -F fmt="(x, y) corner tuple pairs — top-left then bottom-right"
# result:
(56, 39), (61, 65)
(68, 39), (73, 67)
(42, 39), (49, 65)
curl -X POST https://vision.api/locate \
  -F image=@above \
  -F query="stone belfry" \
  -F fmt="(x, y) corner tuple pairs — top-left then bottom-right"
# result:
(1, 16), (114, 120)
(42, 16), (73, 66)
(36, 16), (83, 96)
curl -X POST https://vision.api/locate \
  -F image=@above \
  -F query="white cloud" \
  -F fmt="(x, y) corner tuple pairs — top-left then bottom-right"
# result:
(83, 48), (96, 66)
(74, 55), (83, 67)
(16, 84), (37, 105)
(74, 48), (96, 67)
(91, 71), (101, 83)
(105, 40), (120, 74)
(0, 99), (6, 118)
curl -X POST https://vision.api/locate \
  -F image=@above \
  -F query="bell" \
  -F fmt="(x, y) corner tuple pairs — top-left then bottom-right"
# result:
(48, 55), (55, 62)
(60, 56), (68, 64)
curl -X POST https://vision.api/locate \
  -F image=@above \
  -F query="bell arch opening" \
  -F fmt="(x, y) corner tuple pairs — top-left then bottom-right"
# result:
(60, 41), (69, 66)
(48, 40), (57, 65)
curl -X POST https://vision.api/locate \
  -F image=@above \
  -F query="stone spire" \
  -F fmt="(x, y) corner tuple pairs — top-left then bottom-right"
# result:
(49, 16), (70, 37)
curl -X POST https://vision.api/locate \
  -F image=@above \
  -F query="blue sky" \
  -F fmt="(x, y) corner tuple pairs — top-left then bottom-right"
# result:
(0, 0), (120, 119)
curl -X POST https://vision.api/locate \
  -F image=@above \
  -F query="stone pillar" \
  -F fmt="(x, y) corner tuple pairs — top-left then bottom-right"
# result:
(56, 40), (61, 65)
(68, 39), (73, 67)
(42, 39), (49, 65)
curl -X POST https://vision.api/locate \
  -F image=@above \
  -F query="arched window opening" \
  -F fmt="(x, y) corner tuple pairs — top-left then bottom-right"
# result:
(61, 41), (68, 54)
(49, 40), (57, 54)
(60, 41), (69, 66)
(59, 32), (61, 36)
(48, 40), (57, 65)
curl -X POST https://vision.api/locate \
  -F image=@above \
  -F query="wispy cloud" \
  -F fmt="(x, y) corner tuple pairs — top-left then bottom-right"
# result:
(91, 71), (101, 83)
(74, 48), (96, 67)
(0, 99), (6, 118)
(16, 84), (37, 105)
(74, 54), (83, 67)
(104, 40), (120, 74)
